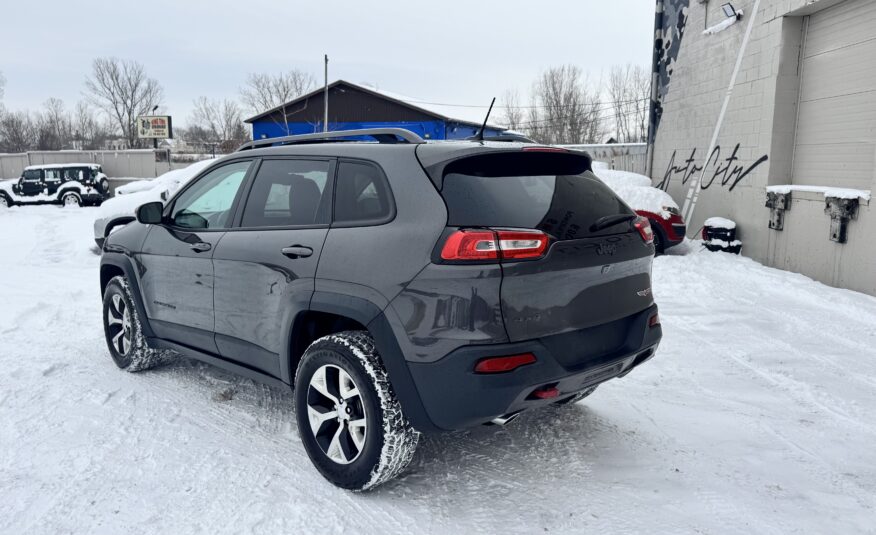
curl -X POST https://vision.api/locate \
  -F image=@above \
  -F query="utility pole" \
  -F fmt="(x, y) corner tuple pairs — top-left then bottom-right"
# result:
(323, 54), (329, 132)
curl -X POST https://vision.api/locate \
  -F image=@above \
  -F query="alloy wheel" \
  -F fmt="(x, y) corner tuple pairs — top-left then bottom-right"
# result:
(106, 292), (133, 356)
(306, 364), (368, 465)
(63, 194), (80, 207)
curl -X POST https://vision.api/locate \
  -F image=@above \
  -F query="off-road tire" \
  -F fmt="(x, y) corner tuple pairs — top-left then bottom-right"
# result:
(0, 193), (10, 208)
(102, 275), (173, 372)
(295, 330), (419, 491)
(61, 191), (81, 207)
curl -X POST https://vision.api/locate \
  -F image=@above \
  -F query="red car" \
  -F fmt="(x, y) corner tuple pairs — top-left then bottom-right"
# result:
(636, 208), (686, 254)
(592, 164), (686, 254)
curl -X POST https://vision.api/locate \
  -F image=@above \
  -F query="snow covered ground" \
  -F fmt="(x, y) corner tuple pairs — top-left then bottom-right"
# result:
(1, 206), (874, 534)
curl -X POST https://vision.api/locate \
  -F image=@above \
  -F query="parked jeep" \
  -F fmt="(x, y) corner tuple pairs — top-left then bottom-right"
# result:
(0, 163), (110, 208)
(99, 129), (662, 490)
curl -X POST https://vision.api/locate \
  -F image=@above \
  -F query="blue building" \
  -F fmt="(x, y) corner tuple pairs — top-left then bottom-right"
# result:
(245, 80), (506, 141)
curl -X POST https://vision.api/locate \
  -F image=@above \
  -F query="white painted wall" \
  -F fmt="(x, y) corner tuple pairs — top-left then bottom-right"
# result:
(651, 0), (876, 295)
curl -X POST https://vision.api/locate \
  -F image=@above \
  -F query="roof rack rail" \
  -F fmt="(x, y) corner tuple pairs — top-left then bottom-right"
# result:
(236, 128), (425, 151)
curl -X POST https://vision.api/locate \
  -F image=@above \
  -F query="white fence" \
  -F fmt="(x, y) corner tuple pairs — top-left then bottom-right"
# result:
(0, 150), (175, 179)
(562, 143), (648, 175)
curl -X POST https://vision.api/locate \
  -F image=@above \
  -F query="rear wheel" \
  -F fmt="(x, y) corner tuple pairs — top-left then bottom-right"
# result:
(295, 331), (419, 491)
(102, 275), (173, 372)
(651, 222), (665, 256)
(61, 192), (81, 207)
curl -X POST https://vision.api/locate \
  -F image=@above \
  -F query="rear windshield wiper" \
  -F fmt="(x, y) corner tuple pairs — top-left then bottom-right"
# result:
(589, 213), (636, 232)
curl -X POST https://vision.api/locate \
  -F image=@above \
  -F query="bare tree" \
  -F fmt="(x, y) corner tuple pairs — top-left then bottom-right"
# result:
(35, 98), (73, 150)
(520, 65), (605, 145)
(239, 70), (316, 116)
(188, 97), (250, 153)
(500, 89), (524, 132)
(607, 64), (650, 143)
(85, 58), (164, 149)
(0, 111), (37, 153)
(72, 101), (112, 150)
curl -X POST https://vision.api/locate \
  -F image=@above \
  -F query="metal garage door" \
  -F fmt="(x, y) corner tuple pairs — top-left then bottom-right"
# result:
(793, 0), (876, 190)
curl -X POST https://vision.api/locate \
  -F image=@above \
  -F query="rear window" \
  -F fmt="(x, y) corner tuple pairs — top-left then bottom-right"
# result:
(441, 152), (633, 240)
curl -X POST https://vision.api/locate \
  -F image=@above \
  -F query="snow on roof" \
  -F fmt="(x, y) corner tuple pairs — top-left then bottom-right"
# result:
(767, 185), (871, 201)
(245, 79), (506, 130)
(356, 82), (506, 130)
(24, 163), (100, 170)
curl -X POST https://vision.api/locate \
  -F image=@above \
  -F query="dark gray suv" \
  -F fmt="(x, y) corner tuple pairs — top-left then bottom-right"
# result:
(99, 129), (662, 490)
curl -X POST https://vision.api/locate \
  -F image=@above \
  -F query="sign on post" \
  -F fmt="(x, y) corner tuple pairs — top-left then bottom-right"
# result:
(137, 116), (173, 139)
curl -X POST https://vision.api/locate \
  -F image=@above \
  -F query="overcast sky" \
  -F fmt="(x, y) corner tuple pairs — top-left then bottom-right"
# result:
(2, 0), (654, 127)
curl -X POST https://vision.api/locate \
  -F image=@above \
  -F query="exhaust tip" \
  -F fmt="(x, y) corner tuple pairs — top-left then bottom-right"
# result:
(488, 412), (521, 426)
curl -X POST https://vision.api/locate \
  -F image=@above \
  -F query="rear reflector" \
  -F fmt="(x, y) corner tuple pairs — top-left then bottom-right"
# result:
(474, 353), (536, 373)
(531, 385), (560, 399)
(649, 313), (660, 327)
(441, 229), (549, 261)
(634, 216), (654, 245)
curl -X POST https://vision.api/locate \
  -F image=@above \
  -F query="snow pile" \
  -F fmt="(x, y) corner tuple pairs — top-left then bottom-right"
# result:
(2, 208), (876, 533)
(704, 216), (736, 229)
(767, 184), (871, 201)
(592, 162), (678, 218)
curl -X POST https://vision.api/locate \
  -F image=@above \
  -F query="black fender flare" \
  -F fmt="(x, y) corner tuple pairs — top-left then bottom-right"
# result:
(103, 216), (136, 238)
(100, 252), (155, 339)
(297, 290), (439, 433)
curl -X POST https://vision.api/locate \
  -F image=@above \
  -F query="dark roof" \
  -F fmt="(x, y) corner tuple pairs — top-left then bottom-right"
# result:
(244, 80), (504, 130)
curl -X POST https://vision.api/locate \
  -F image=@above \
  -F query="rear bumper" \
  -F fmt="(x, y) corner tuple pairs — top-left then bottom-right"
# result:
(406, 304), (661, 431)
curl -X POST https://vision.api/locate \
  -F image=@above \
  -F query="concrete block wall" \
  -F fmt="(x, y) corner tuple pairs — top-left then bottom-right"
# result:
(651, 0), (876, 295)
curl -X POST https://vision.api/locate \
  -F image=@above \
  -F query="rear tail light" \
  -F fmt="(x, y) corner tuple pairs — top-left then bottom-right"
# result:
(441, 229), (549, 261)
(474, 353), (537, 373)
(634, 217), (654, 245)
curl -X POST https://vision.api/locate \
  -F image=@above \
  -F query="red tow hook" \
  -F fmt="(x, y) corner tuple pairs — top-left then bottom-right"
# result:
(531, 385), (560, 400)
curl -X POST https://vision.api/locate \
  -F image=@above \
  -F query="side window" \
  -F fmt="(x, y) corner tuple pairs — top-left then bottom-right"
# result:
(45, 169), (61, 181)
(240, 159), (331, 228)
(22, 170), (42, 181)
(334, 161), (393, 224)
(63, 168), (83, 181)
(170, 160), (252, 230)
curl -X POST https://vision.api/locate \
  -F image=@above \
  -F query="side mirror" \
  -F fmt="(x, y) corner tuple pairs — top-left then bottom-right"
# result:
(136, 201), (164, 225)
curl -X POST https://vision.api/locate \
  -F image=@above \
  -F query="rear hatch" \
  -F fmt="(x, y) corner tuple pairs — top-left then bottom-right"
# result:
(432, 148), (655, 342)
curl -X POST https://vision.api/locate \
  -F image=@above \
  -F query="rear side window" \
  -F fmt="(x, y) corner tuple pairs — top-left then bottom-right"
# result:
(240, 159), (331, 228)
(333, 161), (393, 225)
(441, 152), (633, 241)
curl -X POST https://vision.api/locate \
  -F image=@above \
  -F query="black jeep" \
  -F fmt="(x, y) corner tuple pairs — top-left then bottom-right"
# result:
(98, 129), (661, 490)
(0, 163), (110, 207)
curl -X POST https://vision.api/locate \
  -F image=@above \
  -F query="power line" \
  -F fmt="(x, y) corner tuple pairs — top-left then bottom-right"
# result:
(395, 96), (649, 110)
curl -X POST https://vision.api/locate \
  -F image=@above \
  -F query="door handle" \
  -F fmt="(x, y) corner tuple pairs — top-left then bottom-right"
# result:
(281, 245), (313, 258)
(190, 242), (212, 253)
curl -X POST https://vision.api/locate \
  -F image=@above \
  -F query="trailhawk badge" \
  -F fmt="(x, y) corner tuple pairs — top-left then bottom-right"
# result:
(636, 288), (652, 297)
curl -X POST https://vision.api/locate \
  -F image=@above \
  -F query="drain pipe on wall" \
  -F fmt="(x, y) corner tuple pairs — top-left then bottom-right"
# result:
(681, 0), (762, 226)
(645, 0), (665, 179)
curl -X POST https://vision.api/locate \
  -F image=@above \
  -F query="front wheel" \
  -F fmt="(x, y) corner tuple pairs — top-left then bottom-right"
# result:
(295, 331), (419, 491)
(0, 193), (10, 208)
(102, 275), (173, 372)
